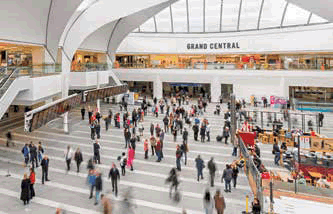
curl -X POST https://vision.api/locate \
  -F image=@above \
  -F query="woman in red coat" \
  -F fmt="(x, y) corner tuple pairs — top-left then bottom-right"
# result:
(29, 168), (35, 198)
(127, 145), (135, 171)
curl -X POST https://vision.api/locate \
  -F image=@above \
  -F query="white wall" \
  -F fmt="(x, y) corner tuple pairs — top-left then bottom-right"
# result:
(69, 71), (109, 89)
(14, 75), (62, 104)
(117, 24), (333, 54)
(113, 69), (333, 102)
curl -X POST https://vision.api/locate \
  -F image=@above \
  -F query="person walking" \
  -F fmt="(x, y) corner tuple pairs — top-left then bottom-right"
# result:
(206, 124), (211, 142)
(156, 139), (162, 162)
(93, 140), (101, 164)
(232, 135), (238, 156)
(94, 171), (103, 205)
(124, 128), (131, 149)
(273, 140), (280, 166)
(195, 155), (205, 182)
(232, 164), (239, 188)
(163, 116), (169, 133)
(222, 127), (230, 144)
(182, 128), (188, 144)
(119, 152), (127, 176)
(20, 173), (31, 205)
(101, 194), (112, 214)
(222, 164), (233, 192)
(30, 142), (38, 168)
(203, 190), (214, 214)
(95, 121), (101, 139)
(214, 190), (226, 214)
(74, 148), (83, 173)
(150, 123), (154, 136)
(109, 163), (120, 197)
(180, 142), (188, 166)
(252, 198), (261, 214)
(173, 126), (178, 142)
(127, 145), (135, 171)
(144, 139), (149, 159)
(166, 168), (179, 198)
(176, 145), (182, 171)
(87, 169), (96, 199)
(37, 142), (44, 165)
(64, 145), (73, 171)
(200, 125), (206, 143)
(88, 107), (93, 124)
(104, 115), (111, 131)
(22, 143), (30, 167)
(208, 157), (216, 187)
(81, 106), (86, 120)
(319, 112), (324, 127)
(150, 135), (156, 156)
(90, 122), (96, 140)
(29, 168), (35, 199)
(192, 123), (199, 141)
(41, 155), (50, 184)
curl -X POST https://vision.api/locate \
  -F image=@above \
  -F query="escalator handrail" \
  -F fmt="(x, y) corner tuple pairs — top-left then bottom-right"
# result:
(0, 67), (20, 98)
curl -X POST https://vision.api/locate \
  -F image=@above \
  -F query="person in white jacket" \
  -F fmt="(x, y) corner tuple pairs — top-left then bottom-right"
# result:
(64, 145), (73, 171)
(203, 190), (214, 214)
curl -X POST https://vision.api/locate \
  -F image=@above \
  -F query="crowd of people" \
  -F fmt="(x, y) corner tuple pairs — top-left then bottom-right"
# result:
(14, 94), (266, 214)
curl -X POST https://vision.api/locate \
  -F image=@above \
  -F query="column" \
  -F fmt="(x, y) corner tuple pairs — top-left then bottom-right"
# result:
(61, 49), (71, 98)
(153, 76), (163, 100)
(63, 111), (69, 134)
(211, 78), (221, 103)
(97, 71), (101, 112)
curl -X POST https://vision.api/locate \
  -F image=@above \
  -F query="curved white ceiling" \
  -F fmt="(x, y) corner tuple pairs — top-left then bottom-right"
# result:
(134, 0), (328, 33)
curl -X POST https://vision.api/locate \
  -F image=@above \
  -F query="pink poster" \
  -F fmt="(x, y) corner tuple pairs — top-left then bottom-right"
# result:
(270, 96), (275, 105)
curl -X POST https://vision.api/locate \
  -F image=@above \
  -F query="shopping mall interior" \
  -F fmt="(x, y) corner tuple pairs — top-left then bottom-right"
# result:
(1, 0), (333, 214)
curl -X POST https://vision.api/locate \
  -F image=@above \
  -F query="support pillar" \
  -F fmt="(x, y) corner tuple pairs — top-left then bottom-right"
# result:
(97, 71), (101, 112)
(63, 111), (69, 134)
(211, 79), (221, 103)
(153, 76), (163, 100)
(61, 49), (71, 98)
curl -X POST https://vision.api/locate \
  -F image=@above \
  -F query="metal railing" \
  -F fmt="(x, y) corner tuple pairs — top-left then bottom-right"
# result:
(0, 67), (20, 99)
(71, 63), (109, 72)
(239, 136), (264, 213)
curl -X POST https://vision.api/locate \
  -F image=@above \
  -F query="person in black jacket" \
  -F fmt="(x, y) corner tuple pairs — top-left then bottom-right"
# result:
(95, 122), (101, 139)
(94, 172), (103, 205)
(124, 128), (131, 149)
(93, 141), (101, 164)
(74, 148), (83, 173)
(163, 116), (169, 133)
(20, 173), (30, 205)
(232, 164), (239, 188)
(273, 140), (280, 166)
(192, 124), (199, 141)
(182, 128), (188, 144)
(29, 142), (38, 168)
(150, 123), (154, 136)
(200, 125), (206, 143)
(108, 163), (120, 197)
(81, 106), (85, 120)
(41, 155), (50, 184)
(208, 157), (216, 187)
(130, 136), (136, 150)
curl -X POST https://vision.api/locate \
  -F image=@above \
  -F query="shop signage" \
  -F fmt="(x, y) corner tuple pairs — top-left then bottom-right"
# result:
(186, 42), (240, 50)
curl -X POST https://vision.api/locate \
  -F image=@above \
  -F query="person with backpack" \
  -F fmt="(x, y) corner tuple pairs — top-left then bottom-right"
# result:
(21, 144), (29, 167)
(195, 155), (205, 182)
(208, 157), (217, 187)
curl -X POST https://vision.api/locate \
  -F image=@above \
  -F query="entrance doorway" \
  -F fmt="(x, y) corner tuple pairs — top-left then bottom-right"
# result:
(221, 84), (233, 100)
(163, 82), (210, 98)
(122, 81), (153, 98)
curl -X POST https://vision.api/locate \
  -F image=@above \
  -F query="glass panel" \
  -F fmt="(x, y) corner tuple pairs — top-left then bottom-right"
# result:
(221, 0), (241, 31)
(188, 0), (204, 32)
(260, 0), (286, 29)
(172, 0), (188, 32)
(205, 0), (221, 32)
(310, 13), (328, 24)
(283, 3), (309, 26)
(140, 18), (156, 32)
(156, 7), (172, 32)
(239, 0), (261, 30)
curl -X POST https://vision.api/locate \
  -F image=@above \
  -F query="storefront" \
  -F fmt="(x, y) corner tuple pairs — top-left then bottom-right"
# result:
(122, 81), (153, 98)
(0, 43), (34, 66)
(115, 53), (333, 71)
(71, 50), (108, 71)
(162, 82), (210, 98)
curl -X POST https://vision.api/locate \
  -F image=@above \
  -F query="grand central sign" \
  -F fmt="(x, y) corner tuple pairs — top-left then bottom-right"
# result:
(187, 42), (240, 50)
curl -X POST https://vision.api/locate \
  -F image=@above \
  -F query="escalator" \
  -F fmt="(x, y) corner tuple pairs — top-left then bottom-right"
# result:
(0, 67), (29, 119)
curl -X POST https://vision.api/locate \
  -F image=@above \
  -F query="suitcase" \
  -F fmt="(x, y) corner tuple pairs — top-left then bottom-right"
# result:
(216, 135), (223, 142)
